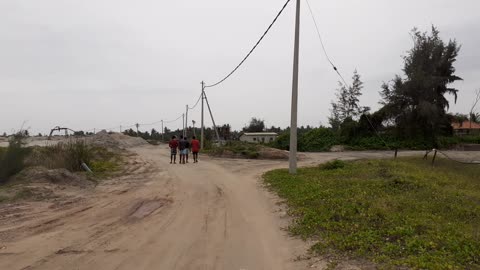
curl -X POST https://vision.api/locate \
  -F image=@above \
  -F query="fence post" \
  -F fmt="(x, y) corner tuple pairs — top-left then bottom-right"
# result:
(431, 149), (437, 166)
(423, 150), (429, 160)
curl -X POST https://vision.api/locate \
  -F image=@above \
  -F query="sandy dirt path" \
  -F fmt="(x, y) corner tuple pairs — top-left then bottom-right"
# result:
(0, 144), (476, 270)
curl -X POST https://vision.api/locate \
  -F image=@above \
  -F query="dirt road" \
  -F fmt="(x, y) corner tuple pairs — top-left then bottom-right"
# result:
(0, 144), (472, 270)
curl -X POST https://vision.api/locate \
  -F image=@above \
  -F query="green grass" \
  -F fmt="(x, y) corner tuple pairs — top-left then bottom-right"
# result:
(263, 157), (480, 269)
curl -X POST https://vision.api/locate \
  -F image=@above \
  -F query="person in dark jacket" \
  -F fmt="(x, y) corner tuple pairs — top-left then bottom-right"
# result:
(168, 136), (178, 164)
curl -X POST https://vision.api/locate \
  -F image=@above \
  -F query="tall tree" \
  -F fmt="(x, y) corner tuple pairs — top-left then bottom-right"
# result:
(244, 118), (265, 132)
(469, 89), (480, 126)
(329, 70), (369, 130)
(380, 26), (461, 145)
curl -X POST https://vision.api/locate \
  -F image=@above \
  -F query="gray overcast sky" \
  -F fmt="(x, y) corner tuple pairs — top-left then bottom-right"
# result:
(1, 0), (479, 135)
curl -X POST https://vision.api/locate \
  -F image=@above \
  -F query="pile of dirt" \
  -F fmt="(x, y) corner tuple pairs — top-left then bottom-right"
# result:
(16, 166), (93, 188)
(258, 146), (290, 160)
(90, 131), (148, 149)
(330, 145), (346, 152)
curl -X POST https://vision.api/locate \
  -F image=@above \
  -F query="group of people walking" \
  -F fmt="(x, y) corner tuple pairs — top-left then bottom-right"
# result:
(168, 135), (200, 164)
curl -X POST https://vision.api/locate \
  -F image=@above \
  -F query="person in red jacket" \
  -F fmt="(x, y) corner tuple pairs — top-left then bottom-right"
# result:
(168, 135), (179, 164)
(191, 136), (200, 163)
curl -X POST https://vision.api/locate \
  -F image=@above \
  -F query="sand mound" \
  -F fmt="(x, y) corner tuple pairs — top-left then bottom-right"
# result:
(258, 146), (290, 160)
(90, 131), (148, 149)
(17, 166), (93, 188)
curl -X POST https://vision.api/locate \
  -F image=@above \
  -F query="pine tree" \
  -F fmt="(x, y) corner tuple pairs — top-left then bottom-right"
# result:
(380, 26), (461, 144)
(329, 70), (369, 130)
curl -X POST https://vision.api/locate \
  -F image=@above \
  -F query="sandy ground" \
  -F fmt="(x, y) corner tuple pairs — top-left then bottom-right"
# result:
(0, 143), (478, 270)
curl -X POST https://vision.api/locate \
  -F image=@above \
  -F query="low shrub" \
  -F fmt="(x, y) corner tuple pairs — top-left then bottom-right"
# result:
(0, 134), (30, 184)
(207, 141), (260, 159)
(29, 140), (92, 172)
(321, 159), (346, 170)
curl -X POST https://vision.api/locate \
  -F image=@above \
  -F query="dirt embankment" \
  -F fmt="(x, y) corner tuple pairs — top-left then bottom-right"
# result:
(1, 132), (148, 204)
(87, 131), (148, 150)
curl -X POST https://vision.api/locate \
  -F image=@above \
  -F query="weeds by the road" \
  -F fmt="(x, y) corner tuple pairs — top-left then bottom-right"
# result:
(206, 141), (260, 159)
(264, 157), (480, 269)
(0, 134), (30, 184)
(28, 140), (92, 172)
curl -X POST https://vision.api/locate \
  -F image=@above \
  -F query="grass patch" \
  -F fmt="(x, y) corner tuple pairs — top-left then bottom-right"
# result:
(263, 157), (480, 269)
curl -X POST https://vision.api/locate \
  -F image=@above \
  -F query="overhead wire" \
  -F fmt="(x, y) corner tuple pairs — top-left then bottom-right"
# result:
(305, 0), (349, 88)
(305, 0), (391, 150)
(436, 150), (480, 165)
(164, 114), (183, 124)
(188, 93), (203, 110)
(205, 0), (292, 88)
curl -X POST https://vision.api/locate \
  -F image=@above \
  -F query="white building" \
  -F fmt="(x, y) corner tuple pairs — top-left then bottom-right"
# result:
(239, 132), (278, 143)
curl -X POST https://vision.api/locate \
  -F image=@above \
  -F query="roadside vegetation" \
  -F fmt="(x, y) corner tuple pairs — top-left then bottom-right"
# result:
(0, 134), (122, 202)
(205, 141), (261, 159)
(266, 26), (480, 152)
(270, 128), (480, 152)
(0, 133), (30, 184)
(264, 157), (480, 269)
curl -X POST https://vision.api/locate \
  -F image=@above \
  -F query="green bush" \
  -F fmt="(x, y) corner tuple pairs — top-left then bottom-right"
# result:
(207, 141), (260, 159)
(0, 134), (30, 184)
(300, 128), (338, 152)
(321, 159), (346, 170)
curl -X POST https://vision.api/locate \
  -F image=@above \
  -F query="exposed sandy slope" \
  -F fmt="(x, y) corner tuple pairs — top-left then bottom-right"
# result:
(0, 143), (477, 270)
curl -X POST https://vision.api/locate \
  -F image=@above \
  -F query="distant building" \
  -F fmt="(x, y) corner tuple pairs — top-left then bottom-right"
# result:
(452, 121), (480, 136)
(239, 132), (278, 143)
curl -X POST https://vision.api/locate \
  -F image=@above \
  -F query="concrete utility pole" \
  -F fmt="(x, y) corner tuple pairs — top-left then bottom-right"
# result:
(161, 120), (164, 141)
(185, 105), (189, 138)
(201, 81), (205, 149)
(135, 123), (140, 135)
(182, 114), (185, 137)
(204, 91), (221, 143)
(289, 0), (301, 174)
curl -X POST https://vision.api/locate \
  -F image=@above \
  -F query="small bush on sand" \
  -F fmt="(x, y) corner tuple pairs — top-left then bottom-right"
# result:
(0, 133), (30, 184)
(29, 140), (92, 172)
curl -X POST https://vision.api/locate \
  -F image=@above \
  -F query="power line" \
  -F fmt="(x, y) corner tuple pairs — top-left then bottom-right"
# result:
(436, 150), (480, 165)
(188, 93), (202, 110)
(205, 0), (292, 89)
(305, 0), (349, 88)
(164, 114), (183, 124)
(305, 0), (392, 150)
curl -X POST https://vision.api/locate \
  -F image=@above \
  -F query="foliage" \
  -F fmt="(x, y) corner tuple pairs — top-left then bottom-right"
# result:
(29, 140), (92, 172)
(380, 26), (462, 145)
(329, 70), (370, 131)
(0, 133), (30, 184)
(448, 113), (469, 124)
(244, 117), (265, 132)
(264, 157), (480, 269)
(321, 159), (346, 170)
(269, 127), (338, 152)
(206, 141), (260, 159)
(300, 128), (338, 152)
